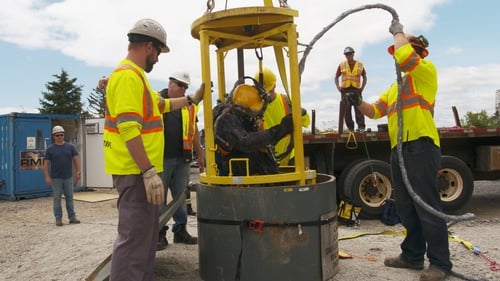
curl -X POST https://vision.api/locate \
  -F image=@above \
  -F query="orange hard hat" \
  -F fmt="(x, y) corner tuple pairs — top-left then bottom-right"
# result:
(388, 34), (429, 58)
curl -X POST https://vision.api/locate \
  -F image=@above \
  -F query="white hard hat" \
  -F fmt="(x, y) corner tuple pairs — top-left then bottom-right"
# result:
(169, 72), (191, 86)
(52, 125), (65, 134)
(343, 46), (355, 54)
(128, 18), (170, 53)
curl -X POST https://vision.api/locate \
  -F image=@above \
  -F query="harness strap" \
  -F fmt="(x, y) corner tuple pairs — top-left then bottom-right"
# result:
(197, 216), (336, 230)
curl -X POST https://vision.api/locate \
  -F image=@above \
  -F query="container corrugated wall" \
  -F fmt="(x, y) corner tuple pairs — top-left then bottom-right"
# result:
(0, 113), (83, 200)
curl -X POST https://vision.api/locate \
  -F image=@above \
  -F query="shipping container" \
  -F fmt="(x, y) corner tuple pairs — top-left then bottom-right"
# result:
(0, 113), (85, 200)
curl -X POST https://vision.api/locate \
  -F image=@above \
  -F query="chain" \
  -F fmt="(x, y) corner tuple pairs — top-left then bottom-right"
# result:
(206, 0), (214, 13)
(279, 0), (289, 8)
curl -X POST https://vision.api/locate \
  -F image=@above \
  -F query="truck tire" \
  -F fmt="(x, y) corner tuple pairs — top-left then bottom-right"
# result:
(439, 155), (474, 212)
(337, 159), (366, 201)
(343, 160), (392, 218)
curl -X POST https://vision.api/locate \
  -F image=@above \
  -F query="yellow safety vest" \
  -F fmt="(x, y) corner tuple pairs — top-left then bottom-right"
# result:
(181, 105), (198, 152)
(340, 61), (364, 89)
(371, 44), (440, 149)
(262, 93), (310, 164)
(103, 60), (169, 175)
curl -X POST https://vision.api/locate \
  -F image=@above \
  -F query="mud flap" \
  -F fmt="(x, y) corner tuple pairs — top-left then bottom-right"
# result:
(320, 210), (339, 281)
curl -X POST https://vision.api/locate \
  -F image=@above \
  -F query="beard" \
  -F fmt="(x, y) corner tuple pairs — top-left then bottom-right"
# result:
(144, 54), (156, 73)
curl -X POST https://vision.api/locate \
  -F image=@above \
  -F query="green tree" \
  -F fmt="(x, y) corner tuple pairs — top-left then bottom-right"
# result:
(39, 69), (84, 115)
(87, 86), (106, 118)
(461, 110), (498, 128)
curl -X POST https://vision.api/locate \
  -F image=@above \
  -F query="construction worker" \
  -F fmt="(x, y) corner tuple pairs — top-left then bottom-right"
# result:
(346, 20), (452, 281)
(103, 18), (204, 281)
(214, 83), (293, 176)
(43, 125), (81, 226)
(156, 72), (203, 250)
(254, 67), (310, 165)
(335, 46), (367, 132)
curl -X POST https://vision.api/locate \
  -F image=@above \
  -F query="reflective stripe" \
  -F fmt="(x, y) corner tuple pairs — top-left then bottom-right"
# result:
(182, 105), (197, 151)
(279, 94), (290, 114)
(104, 65), (163, 134)
(399, 52), (419, 73)
(386, 76), (435, 118)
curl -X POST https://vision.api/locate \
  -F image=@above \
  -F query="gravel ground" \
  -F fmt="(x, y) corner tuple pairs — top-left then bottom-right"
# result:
(0, 180), (499, 281)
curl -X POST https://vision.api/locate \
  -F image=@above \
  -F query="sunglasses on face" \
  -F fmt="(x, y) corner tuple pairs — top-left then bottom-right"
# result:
(172, 80), (188, 90)
(152, 42), (162, 55)
(54, 134), (64, 137)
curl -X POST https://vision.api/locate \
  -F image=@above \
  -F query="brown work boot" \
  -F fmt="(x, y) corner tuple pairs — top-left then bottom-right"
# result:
(69, 218), (80, 224)
(173, 226), (197, 245)
(384, 255), (424, 270)
(420, 265), (448, 281)
(56, 219), (63, 226)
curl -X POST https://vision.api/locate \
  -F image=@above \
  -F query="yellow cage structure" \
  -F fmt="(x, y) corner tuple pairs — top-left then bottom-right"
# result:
(192, 3), (316, 186)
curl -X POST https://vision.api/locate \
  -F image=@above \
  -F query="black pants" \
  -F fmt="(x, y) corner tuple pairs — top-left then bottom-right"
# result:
(340, 87), (365, 130)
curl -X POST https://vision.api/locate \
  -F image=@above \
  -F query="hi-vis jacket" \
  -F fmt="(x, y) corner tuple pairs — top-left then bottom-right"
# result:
(371, 43), (440, 149)
(103, 59), (170, 175)
(339, 60), (364, 89)
(262, 93), (310, 163)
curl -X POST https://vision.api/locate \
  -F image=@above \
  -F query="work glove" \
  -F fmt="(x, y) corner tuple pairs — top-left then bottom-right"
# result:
(98, 77), (109, 92)
(142, 167), (165, 205)
(389, 19), (404, 36)
(268, 114), (293, 141)
(187, 82), (206, 105)
(301, 108), (311, 127)
(345, 92), (362, 107)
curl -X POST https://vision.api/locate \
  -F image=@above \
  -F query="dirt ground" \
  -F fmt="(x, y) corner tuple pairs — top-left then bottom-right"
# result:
(0, 178), (499, 281)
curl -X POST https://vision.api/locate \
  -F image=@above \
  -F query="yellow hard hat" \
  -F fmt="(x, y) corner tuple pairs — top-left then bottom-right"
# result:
(232, 84), (264, 112)
(254, 68), (276, 92)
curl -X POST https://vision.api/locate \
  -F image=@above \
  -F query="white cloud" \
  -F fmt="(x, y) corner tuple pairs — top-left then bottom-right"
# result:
(445, 46), (463, 54)
(1, 0), (498, 131)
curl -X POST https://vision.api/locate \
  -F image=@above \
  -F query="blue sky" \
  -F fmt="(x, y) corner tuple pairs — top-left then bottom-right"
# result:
(1, 0), (499, 130)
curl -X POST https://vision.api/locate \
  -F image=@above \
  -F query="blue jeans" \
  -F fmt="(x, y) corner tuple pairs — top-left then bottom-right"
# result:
(162, 157), (190, 232)
(390, 138), (452, 272)
(51, 177), (76, 220)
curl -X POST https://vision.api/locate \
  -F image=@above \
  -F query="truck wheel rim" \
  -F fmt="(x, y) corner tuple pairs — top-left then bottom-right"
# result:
(358, 172), (392, 208)
(438, 168), (464, 202)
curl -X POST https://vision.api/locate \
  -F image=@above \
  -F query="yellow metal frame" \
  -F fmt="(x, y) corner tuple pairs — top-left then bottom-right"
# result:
(191, 5), (316, 186)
